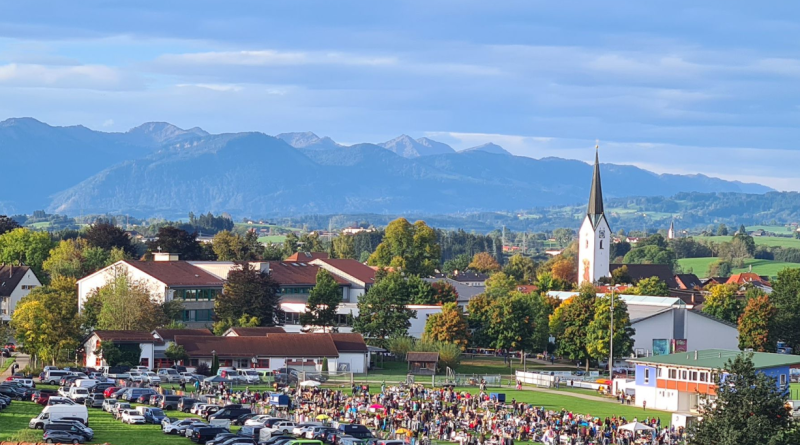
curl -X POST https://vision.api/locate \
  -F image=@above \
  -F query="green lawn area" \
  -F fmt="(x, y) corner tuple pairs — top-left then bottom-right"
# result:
(695, 235), (800, 249)
(257, 235), (287, 243)
(746, 225), (796, 235)
(0, 357), (15, 373)
(28, 221), (51, 229)
(678, 257), (800, 277)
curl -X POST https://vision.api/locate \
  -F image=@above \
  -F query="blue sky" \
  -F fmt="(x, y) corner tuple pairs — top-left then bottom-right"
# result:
(1, 1), (800, 190)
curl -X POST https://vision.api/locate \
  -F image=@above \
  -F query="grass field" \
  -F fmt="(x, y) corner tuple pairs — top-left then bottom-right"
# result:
(746, 225), (797, 235)
(257, 235), (287, 244)
(695, 235), (800, 249)
(0, 357), (15, 373)
(677, 257), (800, 277)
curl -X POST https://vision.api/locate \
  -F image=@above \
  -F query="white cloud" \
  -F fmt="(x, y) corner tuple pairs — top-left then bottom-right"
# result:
(158, 49), (397, 67)
(0, 63), (140, 90)
(177, 83), (243, 92)
(102, 118), (114, 127)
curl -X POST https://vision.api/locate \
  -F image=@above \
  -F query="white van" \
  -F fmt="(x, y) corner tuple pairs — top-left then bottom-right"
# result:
(29, 404), (89, 429)
(68, 387), (90, 403)
(43, 370), (70, 385)
(237, 369), (261, 384)
(73, 379), (99, 389)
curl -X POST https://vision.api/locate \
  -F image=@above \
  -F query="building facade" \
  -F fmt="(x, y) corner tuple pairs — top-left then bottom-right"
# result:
(578, 149), (611, 285)
(0, 265), (42, 322)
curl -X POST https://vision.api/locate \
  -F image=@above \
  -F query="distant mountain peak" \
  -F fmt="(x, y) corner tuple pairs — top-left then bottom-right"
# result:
(460, 142), (512, 156)
(126, 122), (208, 145)
(379, 135), (454, 158)
(0, 117), (48, 128)
(278, 131), (342, 151)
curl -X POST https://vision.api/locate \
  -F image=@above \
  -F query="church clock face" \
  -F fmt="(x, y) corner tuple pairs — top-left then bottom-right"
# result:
(599, 229), (606, 239)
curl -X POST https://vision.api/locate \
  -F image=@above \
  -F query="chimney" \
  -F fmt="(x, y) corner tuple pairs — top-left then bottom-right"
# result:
(694, 350), (698, 360)
(153, 252), (180, 262)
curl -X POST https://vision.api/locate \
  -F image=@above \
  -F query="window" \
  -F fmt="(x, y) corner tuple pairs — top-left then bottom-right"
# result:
(681, 370), (688, 380)
(644, 368), (650, 384)
(690, 371), (698, 381)
(668, 369), (677, 379)
(700, 372), (708, 382)
(182, 309), (213, 322)
(174, 288), (220, 301)
(599, 240), (603, 249)
(657, 368), (663, 378)
(780, 374), (787, 388)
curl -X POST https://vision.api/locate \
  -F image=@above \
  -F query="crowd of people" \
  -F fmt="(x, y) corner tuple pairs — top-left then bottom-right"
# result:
(178, 380), (687, 445)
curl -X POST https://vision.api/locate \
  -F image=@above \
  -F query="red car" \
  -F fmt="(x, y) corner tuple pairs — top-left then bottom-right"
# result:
(103, 386), (120, 398)
(4, 343), (15, 352)
(36, 393), (53, 405)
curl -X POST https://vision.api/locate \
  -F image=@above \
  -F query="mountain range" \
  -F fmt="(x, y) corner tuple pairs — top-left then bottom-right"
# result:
(0, 118), (773, 218)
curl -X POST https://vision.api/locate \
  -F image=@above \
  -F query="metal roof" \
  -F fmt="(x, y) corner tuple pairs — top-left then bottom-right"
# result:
(630, 349), (800, 370)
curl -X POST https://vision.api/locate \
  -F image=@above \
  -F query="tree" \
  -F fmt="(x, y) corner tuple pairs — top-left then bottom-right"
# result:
(353, 271), (417, 339)
(367, 218), (440, 276)
(0, 215), (20, 235)
(430, 281), (459, 304)
(210, 353), (220, 376)
(299, 269), (342, 331)
(503, 254), (536, 283)
(212, 230), (260, 261)
(97, 341), (141, 367)
(769, 268), (800, 351)
(466, 294), (494, 347)
(468, 252), (501, 274)
(550, 283), (597, 371)
(332, 234), (355, 259)
(486, 292), (550, 362)
(550, 258), (577, 284)
(212, 313), (260, 336)
(442, 254), (470, 275)
(0, 227), (54, 276)
(738, 295), (777, 352)
(407, 275), (436, 305)
(423, 302), (469, 349)
(43, 238), (111, 280)
(703, 283), (744, 324)
(716, 223), (729, 236)
(298, 232), (325, 253)
(147, 226), (203, 260)
(215, 263), (281, 326)
(552, 228), (575, 248)
(610, 265), (632, 285)
(483, 272), (516, 299)
(689, 353), (800, 445)
(585, 293), (635, 364)
(262, 243), (283, 260)
(632, 276), (670, 296)
(282, 233), (300, 257)
(707, 259), (732, 277)
(165, 343), (189, 363)
(11, 285), (81, 365)
(85, 221), (135, 256)
(96, 275), (169, 331)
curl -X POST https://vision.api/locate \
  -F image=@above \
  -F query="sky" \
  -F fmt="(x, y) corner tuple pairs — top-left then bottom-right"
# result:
(1, 1), (800, 190)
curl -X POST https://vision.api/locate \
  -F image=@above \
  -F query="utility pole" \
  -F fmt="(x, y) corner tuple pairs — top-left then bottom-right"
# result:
(609, 287), (614, 380)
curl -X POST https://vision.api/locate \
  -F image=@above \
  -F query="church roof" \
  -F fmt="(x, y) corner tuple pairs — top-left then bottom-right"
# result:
(587, 149), (605, 228)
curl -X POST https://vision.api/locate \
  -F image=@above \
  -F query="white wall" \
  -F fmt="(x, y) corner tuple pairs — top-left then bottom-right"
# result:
(408, 307), (444, 338)
(631, 311), (677, 355)
(631, 309), (739, 356)
(78, 262), (169, 311)
(578, 216), (610, 285)
(334, 352), (367, 373)
(1, 268), (41, 321)
(83, 334), (154, 368)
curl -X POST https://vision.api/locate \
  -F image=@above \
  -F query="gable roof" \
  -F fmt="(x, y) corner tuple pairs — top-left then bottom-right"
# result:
(726, 273), (770, 286)
(675, 273), (701, 290)
(0, 265), (34, 297)
(311, 258), (376, 284)
(269, 261), (350, 286)
(92, 330), (160, 343)
(175, 333), (339, 358)
(285, 252), (329, 262)
(152, 328), (213, 342)
(329, 333), (368, 353)
(407, 352), (439, 362)
(630, 349), (800, 370)
(610, 263), (678, 288)
(225, 327), (287, 336)
(450, 271), (489, 283)
(123, 260), (224, 287)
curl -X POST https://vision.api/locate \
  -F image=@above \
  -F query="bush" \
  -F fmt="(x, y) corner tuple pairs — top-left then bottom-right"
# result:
(196, 362), (211, 376)
(386, 336), (415, 360)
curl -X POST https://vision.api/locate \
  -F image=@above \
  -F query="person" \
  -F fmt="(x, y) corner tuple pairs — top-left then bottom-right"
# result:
(642, 400), (646, 411)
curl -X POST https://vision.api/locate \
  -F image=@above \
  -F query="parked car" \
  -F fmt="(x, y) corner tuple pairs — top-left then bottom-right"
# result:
(179, 397), (200, 412)
(84, 393), (105, 408)
(294, 423), (323, 437)
(144, 372), (162, 385)
(232, 412), (258, 426)
(4, 342), (15, 351)
(191, 403), (214, 415)
(185, 422), (213, 438)
(181, 372), (201, 383)
(121, 409), (147, 424)
(103, 386), (120, 398)
(201, 404), (221, 419)
(236, 425), (263, 440)
(209, 406), (251, 422)
(12, 378), (36, 388)
(309, 427), (337, 441)
(158, 368), (182, 383)
(111, 402), (132, 418)
(122, 388), (156, 402)
(44, 420), (94, 441)
(160, 395), (182, 410)
(127, 371), (146, 383)
(244, 415), (279, 426)
(46, 396), (77, 406)
(336, 425), (374, 439)
(102, 398), (118, 413)
(163, 418), (205, 435)
(208, 433), (238, 445)
(138, 406), (167, 424)
(42, 429), (86, 444)
(191, 426), (231, 444)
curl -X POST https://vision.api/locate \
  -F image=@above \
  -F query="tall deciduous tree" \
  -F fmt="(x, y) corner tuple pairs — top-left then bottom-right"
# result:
(468, 252), (501, 274)
(215, 263), (280, 326)
(423, 302), (469, 349)
(11, 285), (81, 365)
(367, 218), (440, 276)
(148, 226), (203, 260)
(503, 254), (536, 283)
(0, 215), (20, 235)
(738, 294), (776, 352)
(96, 275), (168, 331)
(690, 353), (800, 445)
(770, 268), (800, 351)
(299, 269), (342, 331)
(442, 254), (470, 275)
(85, 221), (136, 256)
(550, 283), (597, 371)
(332, 234), (356, 259)
(486, 292), (550, 361)
(632, 276), (670, 296)
(353, 271), (416, 339)
(585, 292), (635, 363)
(0, 227), (54, 277)
(430, 281), (459, 304)
(43, 238), (112, 279)
(702, 283), (743, 324)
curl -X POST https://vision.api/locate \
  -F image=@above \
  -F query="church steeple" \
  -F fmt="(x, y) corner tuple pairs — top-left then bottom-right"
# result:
(587, 146), (604, 226)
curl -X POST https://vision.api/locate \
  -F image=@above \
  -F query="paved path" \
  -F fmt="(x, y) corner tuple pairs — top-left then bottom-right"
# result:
(523, 385), (619, 404)
(0, 352), (29, 379)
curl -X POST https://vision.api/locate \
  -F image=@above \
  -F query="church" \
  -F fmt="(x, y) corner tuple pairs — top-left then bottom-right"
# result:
(577, 148), (678, 288)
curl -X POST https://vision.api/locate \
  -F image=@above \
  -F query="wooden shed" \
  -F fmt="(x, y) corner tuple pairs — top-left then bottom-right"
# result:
(407, 352), (439, 375)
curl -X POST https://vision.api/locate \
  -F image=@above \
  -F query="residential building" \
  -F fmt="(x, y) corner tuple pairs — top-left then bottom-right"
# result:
(268, 261), (351, 303)
(285, 252), (329, 262)
(222, 327), (287, 336)
(310, 258), (376, 302)
(0, 265), (41, 322)
(630, 349), (800, 413)
(151, 328), (213, 369)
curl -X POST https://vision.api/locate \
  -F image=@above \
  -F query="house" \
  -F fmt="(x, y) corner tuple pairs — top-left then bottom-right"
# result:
(175, 333), (340, 371)
(268, 261), (351, 303)
(310, 258), (376, 302)
(424, 277), (483, 306)
(222, 327), (287, 336)
(0, 265), (41, 322)
(629, 349), (800, 413)
(674, 274), (702, 290)
(82, 330), (159, 368)
(151, 328), (213, 368)
(726, 273), (770, 286)
(547, 292), (739, 356)
(329, 333), (369, 373)
(285, 252), (329, 262)
(449, 271), (488, 287)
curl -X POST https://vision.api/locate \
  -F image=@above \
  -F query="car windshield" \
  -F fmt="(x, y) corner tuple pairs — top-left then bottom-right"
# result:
(151, 409), (165, 415)
(244, 371), (258, 375)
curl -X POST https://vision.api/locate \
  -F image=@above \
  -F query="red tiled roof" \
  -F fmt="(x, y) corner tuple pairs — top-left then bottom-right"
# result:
(124, 260), (224, 287)
(153, 329), (213, 342)
(175, 333), (340, 358)
(314, 259), (376, 284)
(93, 330), (160, 343)
(227, 327), (286, 336)
(285, 252), (329, 262)
(726, 273), (769, 286)
(269, 261), (350, 286)
(329, 333), (368, 353)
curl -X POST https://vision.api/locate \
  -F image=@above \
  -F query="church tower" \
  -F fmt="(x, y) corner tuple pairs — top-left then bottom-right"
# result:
(578, 147), (611, 285)
(667, 221), (676, 239)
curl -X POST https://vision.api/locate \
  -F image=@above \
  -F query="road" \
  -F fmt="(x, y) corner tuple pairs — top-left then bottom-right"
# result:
(0, 352), (29, 379)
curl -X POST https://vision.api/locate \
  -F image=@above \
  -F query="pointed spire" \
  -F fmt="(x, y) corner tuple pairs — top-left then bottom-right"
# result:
(587, 143), (604, 218)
